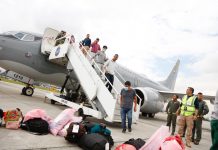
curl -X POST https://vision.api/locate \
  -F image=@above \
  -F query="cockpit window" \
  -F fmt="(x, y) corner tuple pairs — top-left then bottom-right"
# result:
(22, 34), (34, 41)
(15, 32), (25, 40)
(1, 31), (42, 42)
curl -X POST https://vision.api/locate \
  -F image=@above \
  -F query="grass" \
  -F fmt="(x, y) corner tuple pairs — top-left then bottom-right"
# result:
(0, 76), (59, 93)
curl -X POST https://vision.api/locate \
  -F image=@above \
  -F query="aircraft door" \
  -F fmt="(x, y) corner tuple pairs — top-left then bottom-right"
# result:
(41, 27), (59, 55)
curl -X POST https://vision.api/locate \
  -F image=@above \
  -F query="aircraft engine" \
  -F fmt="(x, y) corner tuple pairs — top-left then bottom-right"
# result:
(134, 87), (165, 117)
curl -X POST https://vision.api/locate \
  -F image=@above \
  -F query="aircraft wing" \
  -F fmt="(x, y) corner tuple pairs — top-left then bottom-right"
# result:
(158, 90), (215, 104)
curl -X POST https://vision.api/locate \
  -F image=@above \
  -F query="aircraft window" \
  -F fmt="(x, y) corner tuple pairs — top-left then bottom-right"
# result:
(22, 34), (34, 41)
(15, 33), (25, 39)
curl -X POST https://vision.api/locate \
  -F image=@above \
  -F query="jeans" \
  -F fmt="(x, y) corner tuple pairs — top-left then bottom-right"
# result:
(121, 107), (132, 129)
(105, 73), (114, 92)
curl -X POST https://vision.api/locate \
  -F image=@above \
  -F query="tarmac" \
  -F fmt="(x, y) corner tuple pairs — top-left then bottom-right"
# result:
(0, 81), (212, 150)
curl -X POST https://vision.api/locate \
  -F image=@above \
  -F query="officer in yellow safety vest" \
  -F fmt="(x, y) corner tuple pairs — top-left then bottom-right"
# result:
(176, 87), (199, 148)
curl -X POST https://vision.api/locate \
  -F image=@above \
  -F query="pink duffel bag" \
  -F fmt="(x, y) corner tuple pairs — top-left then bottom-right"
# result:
(140, 126), (170, 150)
(23, 109), (52, 124)
(49, 108), (82, 136)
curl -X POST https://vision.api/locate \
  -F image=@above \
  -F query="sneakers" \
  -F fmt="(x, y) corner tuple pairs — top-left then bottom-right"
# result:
(186, 142), (192, 148)
(194, 140), (199, 145)
(122, 128), (132, 133)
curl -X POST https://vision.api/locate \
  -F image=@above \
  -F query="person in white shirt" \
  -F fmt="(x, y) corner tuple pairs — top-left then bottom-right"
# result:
(103, 54), (119, 92)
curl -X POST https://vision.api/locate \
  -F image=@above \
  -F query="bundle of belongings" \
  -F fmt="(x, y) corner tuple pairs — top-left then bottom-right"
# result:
(115, 138), (146, 150)
(1, 107), (115, 149)
(20, 108), (53, 134)
(65, 121), (114, 150)
(139, 125), (185, 150)
(0, 108), (23, 129)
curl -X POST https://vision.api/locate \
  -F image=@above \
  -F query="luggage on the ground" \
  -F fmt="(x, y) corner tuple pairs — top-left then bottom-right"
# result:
(89, 123), (111, 135)
(87, 123), (114, 146)
(21, 118), (49, 134)
(160, 135), (185, 150)
(65, 122), (86, 143)
(50, 108), (83, 136)
(139, 125), (170, 150)
(115, 144), (137, 150)
(0, 109), (3, 118)
(4, 108), (23, 129)
(78, 133), (109, 150)
(124, 138), (145, 150)
(0, 108), (3, 126)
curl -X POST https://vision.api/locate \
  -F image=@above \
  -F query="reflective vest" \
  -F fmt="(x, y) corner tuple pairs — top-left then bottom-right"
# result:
(181, 95), (196, 116)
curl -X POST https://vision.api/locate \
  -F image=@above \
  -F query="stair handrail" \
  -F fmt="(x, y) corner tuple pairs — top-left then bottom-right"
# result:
(77, 43), (121, 100)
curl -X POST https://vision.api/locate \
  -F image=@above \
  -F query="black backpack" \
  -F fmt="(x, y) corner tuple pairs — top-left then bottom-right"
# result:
(65, 122), (87, 143)
(124, 138), (146, 150)
(21, 118), (49, 135)
(0, 109), (3, 118)
(78, 133), (109, 150)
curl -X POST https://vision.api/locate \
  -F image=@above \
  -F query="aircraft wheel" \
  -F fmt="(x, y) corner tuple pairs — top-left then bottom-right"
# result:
(51, 100), (55, 104)
(25, 87), (34, 96)
(142, 112), (148, 117)
(148, 113), (155, 118)
(21, 87), (26, 95)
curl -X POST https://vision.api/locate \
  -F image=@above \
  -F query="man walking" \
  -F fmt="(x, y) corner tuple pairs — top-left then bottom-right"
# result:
(192, 92), (209, 145)
(177, 87), (199, 148)
(120, 81), (137, 133)
(166, 94), (180, 135)
(103, 54), (118, 92)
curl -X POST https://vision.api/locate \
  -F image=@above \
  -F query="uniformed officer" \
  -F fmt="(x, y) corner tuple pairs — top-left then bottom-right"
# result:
(192, 92), (209, 145)
(166, 94), (180, 135)
(177, 87), (199, 148)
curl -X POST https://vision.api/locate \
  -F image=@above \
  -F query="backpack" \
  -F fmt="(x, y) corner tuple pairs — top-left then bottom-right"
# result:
(22, 118), (49, 135)
(4, 109), (23, 129)
(0, 109), (3, 118)
(65, 122), (87, 143)
(124, 138), (146, 150)
(78, 133), (109, 150)
(89, 123), (114, 146)
(90, 123), (111, 135)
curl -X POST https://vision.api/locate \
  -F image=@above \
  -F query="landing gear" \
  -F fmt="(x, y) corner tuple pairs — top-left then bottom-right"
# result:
(148, 113), (155, 118)
(142, 112), (155, 118)
(142, 112), (148, 117)
(21, 86), (34, 96)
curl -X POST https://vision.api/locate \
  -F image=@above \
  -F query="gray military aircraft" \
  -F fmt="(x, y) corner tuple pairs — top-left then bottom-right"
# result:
(0, 30), (214, 118)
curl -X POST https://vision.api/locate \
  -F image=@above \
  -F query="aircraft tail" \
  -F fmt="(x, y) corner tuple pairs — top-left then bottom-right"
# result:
(159, 60), (180, 90)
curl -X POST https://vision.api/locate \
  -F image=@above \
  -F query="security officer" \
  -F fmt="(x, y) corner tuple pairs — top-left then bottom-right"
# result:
(177, 87), (199, 148)
(166, 94), (180, 135)
(192, 92), (209, 145)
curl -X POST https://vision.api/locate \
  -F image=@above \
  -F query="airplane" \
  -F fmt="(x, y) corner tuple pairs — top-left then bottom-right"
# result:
(0, 29), (214, 118)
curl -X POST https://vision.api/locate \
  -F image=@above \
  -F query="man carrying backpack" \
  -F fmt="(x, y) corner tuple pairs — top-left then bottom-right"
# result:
(120, 81), (137, 133)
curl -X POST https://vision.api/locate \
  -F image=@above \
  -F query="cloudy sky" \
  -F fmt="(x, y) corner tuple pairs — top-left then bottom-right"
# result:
(0, 0), (218, 95)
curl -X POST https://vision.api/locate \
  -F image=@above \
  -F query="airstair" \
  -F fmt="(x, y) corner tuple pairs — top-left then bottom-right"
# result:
(42, 27), (141, 122)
